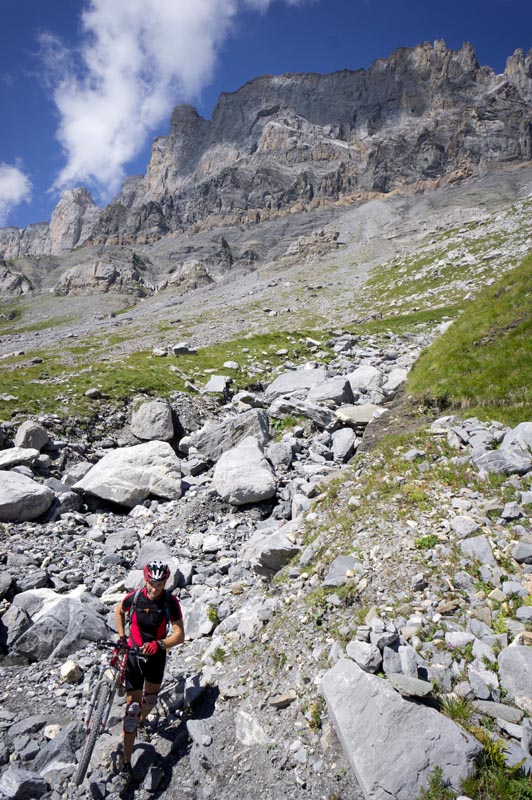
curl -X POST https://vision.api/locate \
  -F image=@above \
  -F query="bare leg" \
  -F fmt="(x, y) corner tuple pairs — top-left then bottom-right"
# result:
(122, 689), (142, 765)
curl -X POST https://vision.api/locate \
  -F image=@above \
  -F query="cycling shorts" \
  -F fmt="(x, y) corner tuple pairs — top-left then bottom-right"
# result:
(125, 649), (166, 691)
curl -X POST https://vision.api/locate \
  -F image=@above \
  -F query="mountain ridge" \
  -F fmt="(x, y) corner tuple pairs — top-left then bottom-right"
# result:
(1, 40), (531, 262)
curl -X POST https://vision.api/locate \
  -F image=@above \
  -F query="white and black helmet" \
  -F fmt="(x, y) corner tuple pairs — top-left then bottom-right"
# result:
(143, 560), (170, 582)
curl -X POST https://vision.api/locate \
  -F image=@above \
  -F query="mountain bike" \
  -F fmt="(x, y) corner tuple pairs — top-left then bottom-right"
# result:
(74, 641), (145, 786)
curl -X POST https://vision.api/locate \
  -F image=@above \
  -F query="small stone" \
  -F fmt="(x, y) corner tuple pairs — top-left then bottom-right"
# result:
(269, 691), (297, 709)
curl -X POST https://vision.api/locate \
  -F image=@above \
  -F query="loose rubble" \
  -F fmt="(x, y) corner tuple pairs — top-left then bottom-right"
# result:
(0, 325), (531, 800)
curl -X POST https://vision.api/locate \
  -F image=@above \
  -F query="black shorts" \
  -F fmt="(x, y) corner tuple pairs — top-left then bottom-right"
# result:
(125, 650), (166, 691)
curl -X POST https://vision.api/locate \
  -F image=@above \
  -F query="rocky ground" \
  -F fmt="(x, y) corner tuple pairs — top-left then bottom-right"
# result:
(0, 163), (531, 800)
(0, 316), (531, 800)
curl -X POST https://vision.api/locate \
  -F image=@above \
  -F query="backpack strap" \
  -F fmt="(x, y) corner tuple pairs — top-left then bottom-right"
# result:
(127, 588), (142, 631)
(164, 589), (171, 633)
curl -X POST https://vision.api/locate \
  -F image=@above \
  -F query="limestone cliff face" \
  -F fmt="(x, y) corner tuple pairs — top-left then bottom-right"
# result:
(0, 188), (99, 259)
(88, 41), (532, 243)
(1, 40), (531, 258)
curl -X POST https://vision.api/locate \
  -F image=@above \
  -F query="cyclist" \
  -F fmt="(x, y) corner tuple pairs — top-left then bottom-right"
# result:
(114, 560), (184, 784)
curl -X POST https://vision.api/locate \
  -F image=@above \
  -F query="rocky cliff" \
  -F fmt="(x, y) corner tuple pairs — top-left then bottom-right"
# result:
(1, 40), (531, 260)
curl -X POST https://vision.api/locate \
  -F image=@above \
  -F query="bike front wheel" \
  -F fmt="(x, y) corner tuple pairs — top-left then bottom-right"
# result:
(74, 682), (112, 786)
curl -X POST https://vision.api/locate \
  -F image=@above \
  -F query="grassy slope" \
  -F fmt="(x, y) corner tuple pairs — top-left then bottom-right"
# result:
(407, 254), (532, 425)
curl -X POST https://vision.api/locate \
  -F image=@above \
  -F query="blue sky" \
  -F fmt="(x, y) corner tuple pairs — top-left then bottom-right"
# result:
(1, 0), (531, 229)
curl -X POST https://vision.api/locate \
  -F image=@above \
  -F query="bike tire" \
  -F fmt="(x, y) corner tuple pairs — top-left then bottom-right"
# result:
(74, 682), (112, 786)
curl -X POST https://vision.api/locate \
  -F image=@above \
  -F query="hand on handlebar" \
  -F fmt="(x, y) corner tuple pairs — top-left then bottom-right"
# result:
(141, 640), (161, 656)
(117, 635), (129, 649)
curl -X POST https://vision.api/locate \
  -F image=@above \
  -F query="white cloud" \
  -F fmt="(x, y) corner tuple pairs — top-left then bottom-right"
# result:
(0, 164), (32, 227)
(45, 0), (308, 199)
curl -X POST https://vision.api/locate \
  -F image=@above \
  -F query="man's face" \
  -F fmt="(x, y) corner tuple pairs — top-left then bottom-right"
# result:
(145, 578), (165, 600)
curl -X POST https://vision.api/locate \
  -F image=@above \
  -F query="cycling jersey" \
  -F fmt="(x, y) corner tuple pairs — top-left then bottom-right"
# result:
(122, 588), (182, 648)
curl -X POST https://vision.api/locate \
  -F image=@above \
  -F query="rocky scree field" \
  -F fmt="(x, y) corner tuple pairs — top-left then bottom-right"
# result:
(0, 138), (532, 800)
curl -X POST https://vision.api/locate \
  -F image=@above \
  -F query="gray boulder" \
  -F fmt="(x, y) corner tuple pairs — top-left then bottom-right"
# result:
(321, 658), (481, 800)
(73, 440), (182, 507)
(266, 440), (294, 470)
(335, 404), (384, 431)
(0, 447), (40, 470)
(265, 366), (327, 400)
(0, 604), (32, 651)
(345, 640), (382, 673)
(473, 448), (532, 475)
(346, 365), (383, 393)
(460, 534), (496, 565)
(14, 421), (49, 451)
(382, 368), (407, 396)
(502, 422), (532, 455)
(331, 428), (358, 462)
(0, 472), (54, 522)
(268, 396), (337, 429)
(130, 398), (174, 441)
(32, 722), (81, 776)
(213, 437), (277, 505)
(498, 646), (532, 705)
(240, 520), (301, 576)
(0, 766), (48, 799)
(323, 555), (363, 587)
(12, 587), (109, 661)
(180, 408), (270, 462)
(307, 377), (354, 406)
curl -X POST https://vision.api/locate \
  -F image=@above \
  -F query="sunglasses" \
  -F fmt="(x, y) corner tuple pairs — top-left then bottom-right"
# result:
(147, 578), (165, 587)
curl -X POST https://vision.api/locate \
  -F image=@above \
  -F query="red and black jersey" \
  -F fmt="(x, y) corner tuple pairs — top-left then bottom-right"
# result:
(122, 588), (182, 648)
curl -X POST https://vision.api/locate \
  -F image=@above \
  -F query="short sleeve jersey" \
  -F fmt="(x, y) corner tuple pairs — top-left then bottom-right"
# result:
(122, 588), (182, 647)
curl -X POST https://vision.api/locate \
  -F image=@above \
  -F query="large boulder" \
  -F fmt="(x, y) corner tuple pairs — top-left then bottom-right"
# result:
(265, 366), (327, 400)
(502, 422), (532, 455)
(0, 472), (54, 521)
(0, 766), (48, 799)
(498, 646), (532, 706)
(346, 365), (383, 393)
(180, 408), (270, 462)
(473, 421), (532, 474)
(11, 586), (109, 661)
(130, 398), (174, 441)
(213, 437), (277, 505)
(0, 447), (40, 470)
(73, 440), (182, 508)
(268, 396), (337, 430)
(240, 520), (301, 576)
(321, 658), (481, 800)
(14, 421), (49, 451)
(307, 377), (354, 406)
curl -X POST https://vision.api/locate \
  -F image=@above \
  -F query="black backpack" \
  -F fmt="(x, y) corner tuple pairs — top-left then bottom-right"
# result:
(127, 588), (171, 635)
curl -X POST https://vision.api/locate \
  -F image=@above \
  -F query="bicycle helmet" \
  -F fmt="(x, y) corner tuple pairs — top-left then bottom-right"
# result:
(143, 560), (170, 583)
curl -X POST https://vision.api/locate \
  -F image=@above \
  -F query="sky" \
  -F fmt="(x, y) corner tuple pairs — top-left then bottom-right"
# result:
(0, 0), (531, 229)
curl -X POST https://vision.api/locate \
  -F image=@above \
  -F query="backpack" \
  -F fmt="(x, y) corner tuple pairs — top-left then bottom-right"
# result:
(127, 588), (172, 636)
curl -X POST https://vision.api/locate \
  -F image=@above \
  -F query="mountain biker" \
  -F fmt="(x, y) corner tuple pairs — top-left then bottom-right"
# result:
(114, 560), (184, 782)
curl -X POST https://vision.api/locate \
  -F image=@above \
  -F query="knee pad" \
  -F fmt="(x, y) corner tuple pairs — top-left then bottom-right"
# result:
(142, 692), (158, 712)
(123, 701), (141, 734)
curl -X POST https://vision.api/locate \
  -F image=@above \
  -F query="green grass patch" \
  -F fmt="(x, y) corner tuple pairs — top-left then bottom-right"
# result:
(408, 253), (532, 425)
(0, 328), (334, 420)
(415, 534), (440, 550)
(352, 306), (460, 336)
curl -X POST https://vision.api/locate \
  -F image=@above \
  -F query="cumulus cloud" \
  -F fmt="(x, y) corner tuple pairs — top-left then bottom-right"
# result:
(45, 0), (309, 198)
(0, 164), (32, 227)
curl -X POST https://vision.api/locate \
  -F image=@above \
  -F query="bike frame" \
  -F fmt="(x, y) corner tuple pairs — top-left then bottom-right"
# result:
(75, 642), (148, 786)
(81, 644), (129, 737)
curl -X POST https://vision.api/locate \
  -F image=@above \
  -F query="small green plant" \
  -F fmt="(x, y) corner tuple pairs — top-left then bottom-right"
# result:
(439, 695), (474, 726)
(416, 766), (455, 800)
(415, 534), (440, 550)
(306, 698), (324, 731)
(460, 726), (532, 800)
(206, 607), (220, 627)
(211, 646), (226, 663)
